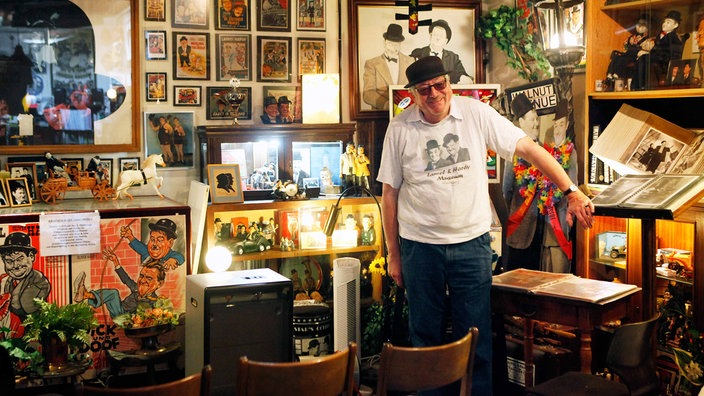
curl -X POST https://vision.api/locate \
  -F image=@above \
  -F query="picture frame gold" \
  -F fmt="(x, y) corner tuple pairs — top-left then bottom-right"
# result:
(6, 178), (32, 207)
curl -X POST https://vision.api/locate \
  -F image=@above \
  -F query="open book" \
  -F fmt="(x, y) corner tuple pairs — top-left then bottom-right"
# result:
(589, 104), (704, 176)
(493, 268), (639, 304)
(590, 174), (704, 219)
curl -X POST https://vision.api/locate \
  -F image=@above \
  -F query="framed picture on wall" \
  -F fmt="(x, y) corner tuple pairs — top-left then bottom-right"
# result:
(257, 36), (292, 82)
(119, 157), (141, 172)
(206, 86), (252, 121)
(172, 0), (209, 28)
(146, 72), (168, 102)
(216, 33), (252, 81)
(98, 158), (114, 187)
(297, 38), (325, 76)
(172, 32), (211, 80)
(349, 0), (482, 119)
(145, 30), (167, 60)
(297, 1), (325, 31)
(256, 0), (290, 32)
(174, 85), (202, 106)
(143, 112), (196, 168)
(263, 85), (301, 123)
(216, 0), (249, 30)
(145, 0), (166, 22)
(208, 164), (244, 203)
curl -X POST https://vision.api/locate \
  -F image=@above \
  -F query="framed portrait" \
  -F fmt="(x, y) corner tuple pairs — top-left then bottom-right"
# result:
(350, 0), (483, 119)
(172, 32), (211, 80)
(146, 72), (168, 102)
(0, 180), (8, 208)
(0, 0), (139, 155)
(98, 158), (114, 186)
(145, 30), (168, 60)
(7, 162), (39, 202)
(263, 85), (302, 122)
(216, 34), (252, 81)
(206, 86), (252, 121)
(144, 111), (196, 169)
(258, 36), (292, 82)
(174, 85), (202, 106)
(8, 156), (48, 189)
(208, 164), (244, 203)
(298, 38), (325, 76)
(257, 0), (291, 32)
(145, 0), (166, 21)
(6, 178), (32, 207)
(297, 1), (325, 31)
(216, 0), (250, 30)
(119, 157), (141, 172)
(666, 59), (698, 86)
(172, 0), (209, 28)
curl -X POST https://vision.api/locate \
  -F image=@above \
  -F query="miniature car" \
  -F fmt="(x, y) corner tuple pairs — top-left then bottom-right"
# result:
(221, 235), (272, 255)
(610, 245), (627, 258)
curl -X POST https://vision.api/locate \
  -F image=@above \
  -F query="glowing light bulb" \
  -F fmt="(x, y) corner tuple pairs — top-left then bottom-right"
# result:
(205, 246), (232, 272)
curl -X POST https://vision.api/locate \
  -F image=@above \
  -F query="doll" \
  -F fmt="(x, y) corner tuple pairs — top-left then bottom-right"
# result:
(605, 16), (649, 83)
(633, 11), (686, 90)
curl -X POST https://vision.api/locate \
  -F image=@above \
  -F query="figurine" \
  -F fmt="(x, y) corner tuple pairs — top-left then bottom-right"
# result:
(44, 151), (70, 182)
(605, 16), (649, 83)
(340, 141), (357, 190)
(361, 214), (376, 246)
(276, 96), (293, 123)
(114, 154), (165, 200)
(355, 144), (371, 191)
(261, 96), (279, 124)
(262, 217), (278, 245)
(86, 155), (103, 182)
(633, 11), (687, 90)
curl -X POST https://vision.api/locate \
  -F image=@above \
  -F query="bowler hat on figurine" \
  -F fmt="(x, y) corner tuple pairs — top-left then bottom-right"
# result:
(383, 23), (405, 42)
(404, 56), (451, 88)
(554, 101), (569, 120)
(0, 232), (37, 255)
(511, 94), (534, 119)
(264, 96), (278, 107)
(149, 218), (178, 239)
(278, 96), (292, 104)
(665, 10), (681, 23)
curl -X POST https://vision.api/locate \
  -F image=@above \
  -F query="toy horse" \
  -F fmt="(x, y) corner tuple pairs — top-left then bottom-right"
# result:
(114, 154), (166, 200)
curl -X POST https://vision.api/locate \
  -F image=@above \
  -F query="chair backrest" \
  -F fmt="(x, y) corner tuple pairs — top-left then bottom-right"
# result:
(236, 342), (357, 396)
(83, 364), (211, 396)
(376, 327), (479, 396)
(606, 314), (660, 396)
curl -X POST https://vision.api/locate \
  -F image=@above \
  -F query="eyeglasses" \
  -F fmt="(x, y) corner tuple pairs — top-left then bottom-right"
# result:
(415, 79), (447, 96)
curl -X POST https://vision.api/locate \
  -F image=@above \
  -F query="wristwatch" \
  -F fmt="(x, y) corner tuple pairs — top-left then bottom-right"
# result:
(563, 183), (579, 196)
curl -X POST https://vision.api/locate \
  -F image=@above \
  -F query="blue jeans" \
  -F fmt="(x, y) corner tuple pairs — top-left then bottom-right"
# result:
(400, 234), (493, 396)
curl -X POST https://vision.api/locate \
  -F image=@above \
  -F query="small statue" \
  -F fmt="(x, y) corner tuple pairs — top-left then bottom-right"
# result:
(633, 11), (687, 90)
(605, 16), (649, 83)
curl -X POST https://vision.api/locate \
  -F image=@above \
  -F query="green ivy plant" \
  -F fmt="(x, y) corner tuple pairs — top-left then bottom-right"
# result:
(476, 5), (550, 82)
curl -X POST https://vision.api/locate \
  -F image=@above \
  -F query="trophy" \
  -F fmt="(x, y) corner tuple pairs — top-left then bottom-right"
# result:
(216, 78), (247, 125)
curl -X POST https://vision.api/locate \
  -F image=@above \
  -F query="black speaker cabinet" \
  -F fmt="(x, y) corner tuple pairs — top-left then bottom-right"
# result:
(186, 268), (293, 396)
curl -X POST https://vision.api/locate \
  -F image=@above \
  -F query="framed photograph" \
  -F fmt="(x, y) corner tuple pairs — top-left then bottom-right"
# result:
(297, 1), (325, 31)
(174, 85), (202, 106)
(145, 0), (167, 21)
(146, 72), (168, 102)
(206, 86), (252, 121)
(172, 32), (211, 80)
(350, 0), (483, 119)
(666, 59), (698, 86)
(298, 38), (325, 76)
(216, 0), (250, 30)
(0, 0), (139, 155)
(119, 157), (141, 172)
(7, 162), (38, 202)
(6, 178), (32, 207)
(145, 30), (167, 60)
(144, 112), (196, 168)
(263, 85), (301, 122)
(216, 34), (252, 81)
(98, 158), (114, 187)
(0, 181), (8, 208)
(172, 0), (209, 28)
(257, 0), (291, 32)
(258, 36), (292, 82)
(208, 164), (244, 203)
(8, 156), (48, 189)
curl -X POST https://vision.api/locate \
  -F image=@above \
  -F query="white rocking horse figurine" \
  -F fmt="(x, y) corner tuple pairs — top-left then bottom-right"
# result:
(114, 154), (166, 200)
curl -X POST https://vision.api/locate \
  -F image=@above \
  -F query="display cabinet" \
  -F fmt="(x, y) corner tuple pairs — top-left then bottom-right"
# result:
(201, 196), (383, 300)
(197, 123), (356, 200)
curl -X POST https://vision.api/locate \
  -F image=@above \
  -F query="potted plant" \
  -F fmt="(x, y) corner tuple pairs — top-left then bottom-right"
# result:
(113, 297), (181, 351)
(22, 298), (98, 371)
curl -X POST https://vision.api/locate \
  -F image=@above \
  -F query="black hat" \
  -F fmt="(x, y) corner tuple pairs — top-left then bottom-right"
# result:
(264, 96), (278, 107)
(429, 19), (452, 42)
(426, 139), (441, 151)
(383, 23), (405, 42)
(278, 96), (292, 104)
(554, 101), (569, 120)
(665, 10), (681, 23)
(148, 218), (177, 239)
(0, 232), (36, 255)
(511, 94), (534, 119)
(404, 56), (451, 88)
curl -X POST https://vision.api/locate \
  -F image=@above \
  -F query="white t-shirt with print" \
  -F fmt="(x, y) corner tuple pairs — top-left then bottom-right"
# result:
(377, 96), (526, 244)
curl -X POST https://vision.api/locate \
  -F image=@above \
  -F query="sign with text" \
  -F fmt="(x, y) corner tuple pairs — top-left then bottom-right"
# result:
(505, 78), (559, 116)
(40, 211), (101, 256)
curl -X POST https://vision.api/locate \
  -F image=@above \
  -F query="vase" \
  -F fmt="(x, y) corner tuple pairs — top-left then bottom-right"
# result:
(42, 335), (68, 371)
(124, 323), (173, 352)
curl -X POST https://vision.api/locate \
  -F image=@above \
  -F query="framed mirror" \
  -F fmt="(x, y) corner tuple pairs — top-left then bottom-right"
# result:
(0, 0), (140, 154)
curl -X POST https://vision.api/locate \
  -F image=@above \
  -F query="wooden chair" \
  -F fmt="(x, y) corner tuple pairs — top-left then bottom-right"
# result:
(83, 364), (211, 396)
(526, 314), (660, 396)
(375, 327), (479, 396)
(236, 342), (356, 396)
